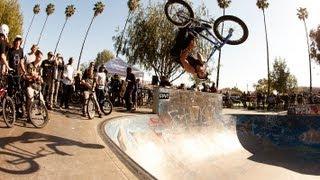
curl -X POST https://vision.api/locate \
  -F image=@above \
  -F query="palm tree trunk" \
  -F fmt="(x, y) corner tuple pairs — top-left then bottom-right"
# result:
(303, 20), (312, 93)
(77, 16), (96, 70)
(263, 10), (271, 97)
(116, 12), (131, 57)
(37, 15), (49, 45)
(23, 14), (36, 49)
(54, 18), (68, 54)
(216, 8), (225, 90)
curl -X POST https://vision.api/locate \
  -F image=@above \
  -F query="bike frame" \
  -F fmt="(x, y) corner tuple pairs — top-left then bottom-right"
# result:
(181, 16), (233, 63)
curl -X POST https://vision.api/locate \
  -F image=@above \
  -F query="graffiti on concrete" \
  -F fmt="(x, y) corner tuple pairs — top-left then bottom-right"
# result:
(154, 88), (222, 127)
(236, 115), (320, 153)
(288, 105), (320, 115)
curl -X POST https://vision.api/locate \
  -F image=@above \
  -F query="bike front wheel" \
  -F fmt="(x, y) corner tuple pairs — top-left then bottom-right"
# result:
(2, 96), (16, 128)
(29, 99), (49, 128)
(101, 99), (113, 115)
(213, 15), (249, 45)
(164, 0), (194, 27)
(86, 96), (96, 119)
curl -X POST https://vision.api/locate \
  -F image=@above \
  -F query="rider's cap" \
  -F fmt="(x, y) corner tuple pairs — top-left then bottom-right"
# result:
(14, 35), (22, 41)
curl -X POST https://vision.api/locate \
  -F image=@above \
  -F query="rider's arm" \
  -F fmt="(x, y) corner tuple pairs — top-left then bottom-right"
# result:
(1, 53), (10, 70)
(19, 58), (26, 74)
(180, 52), (196, 74)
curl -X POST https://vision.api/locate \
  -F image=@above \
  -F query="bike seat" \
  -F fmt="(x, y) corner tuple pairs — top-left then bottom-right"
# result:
(202, 23), (212, 29)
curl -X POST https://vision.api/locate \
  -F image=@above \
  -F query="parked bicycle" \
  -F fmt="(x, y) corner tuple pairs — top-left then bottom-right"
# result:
(86, 91), (113, 119)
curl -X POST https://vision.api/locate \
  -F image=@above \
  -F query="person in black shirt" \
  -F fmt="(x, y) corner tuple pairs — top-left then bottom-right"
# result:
(171, 27), (208, 80)
(124, 67), (136, 111)
(41, 52), (55, 109)
(7, 35), (24, 74)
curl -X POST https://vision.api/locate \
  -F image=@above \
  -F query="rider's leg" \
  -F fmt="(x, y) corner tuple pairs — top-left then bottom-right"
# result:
(82, 91), (90, 115)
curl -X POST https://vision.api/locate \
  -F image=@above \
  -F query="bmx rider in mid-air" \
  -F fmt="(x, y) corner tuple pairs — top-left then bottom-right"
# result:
(170, 26), (208, 80)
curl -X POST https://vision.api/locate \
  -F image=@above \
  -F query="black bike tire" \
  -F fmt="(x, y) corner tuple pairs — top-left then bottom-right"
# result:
(71, 92), (81, 105)
(164, 0), (194, 27)
(86, 96), (96, 120)
(213, 15), (249, 45)
(29, 100), (49, 128)
(2, 96), (16, 128)
(101, 99), (113, 115)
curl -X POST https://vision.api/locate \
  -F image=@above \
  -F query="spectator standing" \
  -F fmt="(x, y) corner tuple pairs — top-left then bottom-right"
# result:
(81, 63), (102, 117)
(22, 44), (38, 73)
(210, 82), (217, 93)
(124, 67), (136, 111)
(95, 66), (107, 110)
(60, 58), (74, 109)
(52, 54), (64, 107)
(0, 24), (11, 75)
(41, 52), (55, 109)
(7, 35), (24, 75)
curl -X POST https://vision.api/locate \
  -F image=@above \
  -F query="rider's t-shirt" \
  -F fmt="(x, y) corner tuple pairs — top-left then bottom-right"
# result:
(170, 27), (195, 57)
(7, 47), (24, 72)
(0, 40), (7, 56)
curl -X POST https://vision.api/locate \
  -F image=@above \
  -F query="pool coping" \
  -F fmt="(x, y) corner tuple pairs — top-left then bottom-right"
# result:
(98, 115), (156, 180)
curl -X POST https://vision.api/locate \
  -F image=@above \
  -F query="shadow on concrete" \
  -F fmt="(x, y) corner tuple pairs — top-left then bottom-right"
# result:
(236, 115), (320, 175)
(0, 131), (104, 175)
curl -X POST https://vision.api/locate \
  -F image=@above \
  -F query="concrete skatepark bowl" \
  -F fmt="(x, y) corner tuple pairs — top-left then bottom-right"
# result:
(103, 89), (320, 179)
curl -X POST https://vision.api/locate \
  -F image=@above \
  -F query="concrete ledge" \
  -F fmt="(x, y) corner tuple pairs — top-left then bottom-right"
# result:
(153, 88), (222, 126)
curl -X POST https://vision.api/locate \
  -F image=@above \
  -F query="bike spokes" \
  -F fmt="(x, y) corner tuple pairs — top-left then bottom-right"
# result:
(164, 0), (194, 26)
(213, 15), (248, 45)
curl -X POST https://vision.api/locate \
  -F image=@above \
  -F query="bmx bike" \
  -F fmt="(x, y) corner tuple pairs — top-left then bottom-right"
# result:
(86, 91), (113, 119)
(27, 88), (49, 128)
(165, 0), (249, 62)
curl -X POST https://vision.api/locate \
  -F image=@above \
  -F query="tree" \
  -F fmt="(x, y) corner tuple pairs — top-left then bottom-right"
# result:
(116, 0), (140, 57)
(0, 0), (23, 43)
(114, 2), (212, 81)
(216, 0), (231, 90)
(254, 58), (297, 94)
(310, 25), (320, 64)
(77, 1), (105, 70)
(23, 4), (40, 49)
(95, 49), (115, 67)
(256, 0), (271, 96)
(54, 5), (76, 54)
(37, 3), (55, 45)
(270, 58), (297, 94)
(297, 7), (312, 93)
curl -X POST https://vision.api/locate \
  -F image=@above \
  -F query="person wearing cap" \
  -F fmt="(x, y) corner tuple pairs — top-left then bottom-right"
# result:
(40, 51), (55, 109)
(7, 35), (24, 75)
(21, 44), (38, 74)
(0, 24), (12, 75)
(60, 57), (74, 109)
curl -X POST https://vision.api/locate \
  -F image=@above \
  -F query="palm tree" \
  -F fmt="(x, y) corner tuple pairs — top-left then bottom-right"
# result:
(256, 0), (271, 96)
(23, 4), (40, 49)
(297, 7), (312, 93)
(77, 1), (105, 70)
(116, 0), (140, 57)
(37, 3), (55, 45)
(216, 0), (231, 90)
(54, 5), (76, 54)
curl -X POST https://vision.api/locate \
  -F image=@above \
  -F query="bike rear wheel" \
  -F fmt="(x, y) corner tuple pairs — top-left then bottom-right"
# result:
(29, 99), (49, 128)
(101, 99), (113, 115)
(3, 96), (16, 128)
(213, 15), (249, 45)
(164, 0), (194, 27)
(87, 96), (96, 119)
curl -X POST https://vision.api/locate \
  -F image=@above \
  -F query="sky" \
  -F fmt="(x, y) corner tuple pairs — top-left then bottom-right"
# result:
(18, 0), (320, 91)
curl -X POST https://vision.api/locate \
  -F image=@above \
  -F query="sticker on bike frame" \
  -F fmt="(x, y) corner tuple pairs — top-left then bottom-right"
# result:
(159, 93), (170, 100)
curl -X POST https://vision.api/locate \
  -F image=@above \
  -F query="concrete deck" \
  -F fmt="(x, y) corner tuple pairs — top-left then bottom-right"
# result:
(0, 108), (138, 180)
